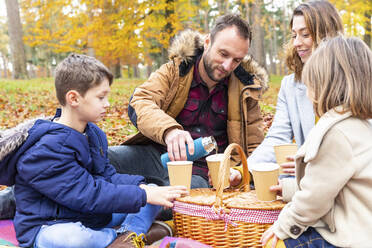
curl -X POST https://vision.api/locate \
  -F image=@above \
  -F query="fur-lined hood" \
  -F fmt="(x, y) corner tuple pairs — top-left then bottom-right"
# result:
(0, 118), (41, 161)
(168, 30), (269, 91)
(0, 116), (50, 186)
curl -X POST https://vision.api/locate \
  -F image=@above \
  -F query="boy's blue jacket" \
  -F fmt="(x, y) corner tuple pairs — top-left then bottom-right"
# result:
(11, 116), (147, 247)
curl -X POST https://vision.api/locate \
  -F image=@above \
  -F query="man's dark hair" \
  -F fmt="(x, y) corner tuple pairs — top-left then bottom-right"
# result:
(54, 53), (113, 106)
(210, 14), (252, 44)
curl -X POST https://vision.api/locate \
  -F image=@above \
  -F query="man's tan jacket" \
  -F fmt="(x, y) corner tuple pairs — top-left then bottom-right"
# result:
(124, 30), (269, 157)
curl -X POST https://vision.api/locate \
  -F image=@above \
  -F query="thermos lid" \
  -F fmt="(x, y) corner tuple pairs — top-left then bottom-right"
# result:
(202, 136), (217, 153)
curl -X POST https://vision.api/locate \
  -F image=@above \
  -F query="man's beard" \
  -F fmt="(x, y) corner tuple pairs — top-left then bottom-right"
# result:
(202, 50), (229, 82)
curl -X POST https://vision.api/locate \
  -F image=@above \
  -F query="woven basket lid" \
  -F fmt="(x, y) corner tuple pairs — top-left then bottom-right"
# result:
(176, 188), (285, 210)
(176, 143), (286, 211)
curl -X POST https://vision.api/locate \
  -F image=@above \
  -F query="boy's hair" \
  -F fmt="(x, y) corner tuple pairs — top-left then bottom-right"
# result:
(302, 36), (372, 119)
(210, 14), (252, 44)
(285, 1), (343, 81)
(54, 53), (113, 106)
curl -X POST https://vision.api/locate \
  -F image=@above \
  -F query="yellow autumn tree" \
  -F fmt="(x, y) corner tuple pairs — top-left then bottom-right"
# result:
(20, 0), (214, 76)
(330, 0), (372, 46)
(21, 0), (87, 53)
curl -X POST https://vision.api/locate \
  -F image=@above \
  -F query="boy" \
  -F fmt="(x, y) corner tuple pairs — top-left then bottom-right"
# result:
(11, 54), (187, 248)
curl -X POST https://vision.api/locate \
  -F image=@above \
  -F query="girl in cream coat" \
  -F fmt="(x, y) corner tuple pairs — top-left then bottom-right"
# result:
(262, 36), (372, 248)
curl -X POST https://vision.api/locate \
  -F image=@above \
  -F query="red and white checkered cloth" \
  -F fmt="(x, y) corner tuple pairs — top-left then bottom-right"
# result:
(173, 201), (281, 226)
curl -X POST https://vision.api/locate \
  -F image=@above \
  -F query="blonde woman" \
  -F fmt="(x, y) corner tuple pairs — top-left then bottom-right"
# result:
(262, 36), (372, 247)
(230, 0), (344, 186)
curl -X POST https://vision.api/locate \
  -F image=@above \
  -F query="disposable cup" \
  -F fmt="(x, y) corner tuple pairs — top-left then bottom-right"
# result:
(206, 154), (230, 189)
(167, 161), (193, 190)
(251, 163), (279, 201)
(274, 144), (298, 174)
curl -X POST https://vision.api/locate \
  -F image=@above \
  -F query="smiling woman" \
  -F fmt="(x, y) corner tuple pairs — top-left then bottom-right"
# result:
(232, 0), (344, 187)
(291, 15), (313, 64)
(286, 1), (344, 81)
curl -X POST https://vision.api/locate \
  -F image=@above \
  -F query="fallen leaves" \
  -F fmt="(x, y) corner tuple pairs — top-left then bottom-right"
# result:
(0, 77), (279, 146)
(0, 79), (140, 146)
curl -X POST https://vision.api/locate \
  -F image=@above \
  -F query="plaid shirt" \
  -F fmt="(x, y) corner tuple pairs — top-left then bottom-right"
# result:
(175, 57), (228, 180)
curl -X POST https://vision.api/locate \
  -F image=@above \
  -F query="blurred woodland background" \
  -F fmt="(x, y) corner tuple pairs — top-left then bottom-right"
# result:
(1, 0), (371, 80)
(0, 0), (371, 145)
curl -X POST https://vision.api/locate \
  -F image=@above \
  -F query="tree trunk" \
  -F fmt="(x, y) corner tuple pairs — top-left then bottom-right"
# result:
(1, 54), (8, 78)
(282, 3), (288, 75)
(5, 0), (28, 79)
(204, 11), (209, 32)
(114, 60), (121, 78)
(217, 0), (229, 15)
(161, 47), (167, 65)
(363, 11), (371, 48)
(161, 0), (174, 64)
(127, 65), (132, 78)
(28, 63), (36, 78)
(146, 64), (152, 77)
(244, 0), (250, 23)
(268, 40), (276, 75)
(133, 64), (139, 78)
(249, 1), (266, 68)
(270, 13), (277, 75)
(46, 61), (50, 77)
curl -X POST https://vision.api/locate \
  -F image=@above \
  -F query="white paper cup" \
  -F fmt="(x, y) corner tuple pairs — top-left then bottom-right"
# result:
(206, 154), (230, 189)
(251, 163), (279, 201)
(167, 161), (193, 190)
(274, 144), (298, 174)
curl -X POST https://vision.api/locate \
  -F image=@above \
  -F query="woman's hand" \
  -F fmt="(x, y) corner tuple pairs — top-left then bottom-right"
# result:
(261, 225), (279, 248)
(269, 180), (283, 197)
(140, 184), (189, 208)
(280, 155), (295, 175)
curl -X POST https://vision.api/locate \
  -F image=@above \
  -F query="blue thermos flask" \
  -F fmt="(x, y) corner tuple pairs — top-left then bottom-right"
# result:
(161, 136), (217, 168)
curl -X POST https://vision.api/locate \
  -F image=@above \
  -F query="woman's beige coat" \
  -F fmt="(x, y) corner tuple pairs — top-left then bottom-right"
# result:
(276, 108), (372, 247)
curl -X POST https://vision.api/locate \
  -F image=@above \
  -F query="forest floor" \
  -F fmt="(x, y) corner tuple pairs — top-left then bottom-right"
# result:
(0, 75), (282, 145)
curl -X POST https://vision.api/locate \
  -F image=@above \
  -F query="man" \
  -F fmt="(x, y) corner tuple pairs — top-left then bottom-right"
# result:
(109, 14), (268, 189)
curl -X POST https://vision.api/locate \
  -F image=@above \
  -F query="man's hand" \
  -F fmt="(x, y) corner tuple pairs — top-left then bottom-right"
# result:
(280, 155), (295, 175)
(164, 128), (194, 161)
(140, 184), (189, 208)
(230, 168), (242, 187)
(208, 168), (242, 188)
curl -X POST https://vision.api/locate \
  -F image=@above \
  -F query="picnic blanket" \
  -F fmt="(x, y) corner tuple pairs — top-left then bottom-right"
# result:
(0, 220), (19, 247)
(159, 236), (211, 248)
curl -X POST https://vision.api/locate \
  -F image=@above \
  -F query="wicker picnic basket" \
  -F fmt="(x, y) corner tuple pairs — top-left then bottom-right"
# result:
(172, 143), (286, 248)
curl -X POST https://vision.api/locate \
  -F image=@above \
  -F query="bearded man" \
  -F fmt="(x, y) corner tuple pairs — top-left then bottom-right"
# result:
(109, 14), (268, 190)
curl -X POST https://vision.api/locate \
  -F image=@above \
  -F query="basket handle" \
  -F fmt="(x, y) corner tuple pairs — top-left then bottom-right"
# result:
(215, 143), (250, 207)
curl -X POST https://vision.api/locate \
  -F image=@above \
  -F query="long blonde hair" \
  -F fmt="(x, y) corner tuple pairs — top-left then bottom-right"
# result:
(285, 1), (343, 81)
(303, 36), (372, 119)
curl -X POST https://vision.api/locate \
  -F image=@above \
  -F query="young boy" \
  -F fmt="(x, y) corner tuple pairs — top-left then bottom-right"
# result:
(11, 54), (187, 248)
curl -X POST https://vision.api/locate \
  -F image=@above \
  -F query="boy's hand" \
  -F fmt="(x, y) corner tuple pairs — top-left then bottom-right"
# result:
(140, 184), (189, 208)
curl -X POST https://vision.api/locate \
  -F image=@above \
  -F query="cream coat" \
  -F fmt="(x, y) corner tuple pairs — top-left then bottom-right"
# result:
(275, 108), (372, 247)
